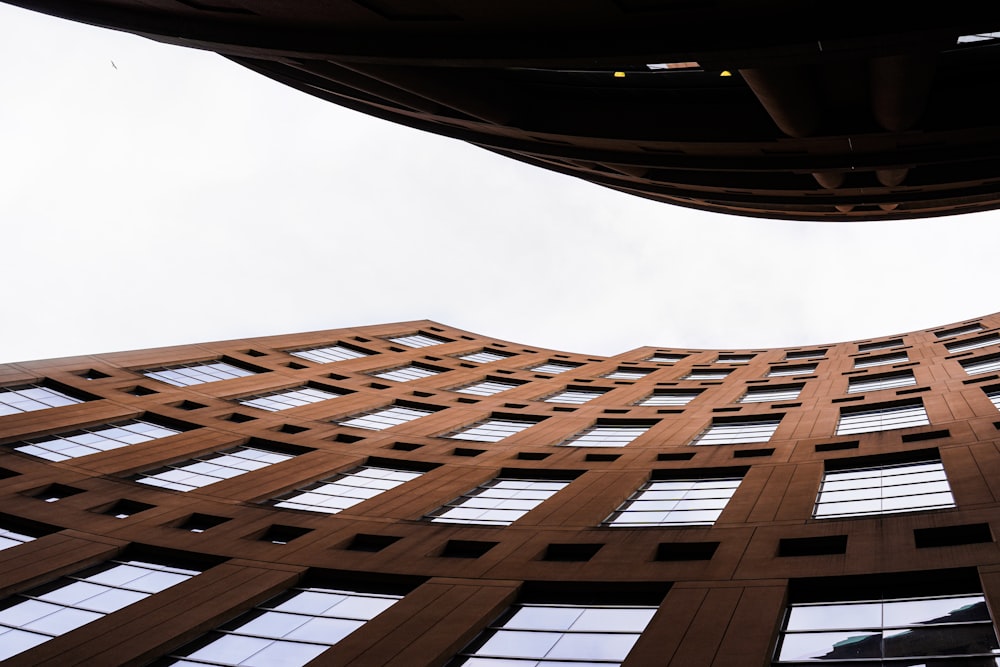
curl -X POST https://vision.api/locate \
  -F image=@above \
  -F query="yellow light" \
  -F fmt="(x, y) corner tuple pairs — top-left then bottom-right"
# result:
(613, 71), (626, 78)
(720, 70), (732, 77)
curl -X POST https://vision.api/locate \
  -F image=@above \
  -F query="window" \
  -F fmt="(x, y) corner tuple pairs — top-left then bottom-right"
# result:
(647, 353), (686, 363)
(427, 477), (569, 526)
(946, 332), (1000, 353)
(854, 352), (907, 369)
(370, 364), (442, 382)
(0, 384), (83, 416)
(847, 371), (916, 394)
(692, 417), (781, 446)
(452, 602), (656, 665)
(337, 404), (436, 430)
(388, 332), (450, 348)
(13, 418), (182, 462)
(0, 559), (199, 661)
(135, 445), (295, 492)
(717, 354), (754, 364)
(962, 354), (1000, 376)
(530, 360), (583, 374)
(0, 526), (36, 552)
(637, 389), (702, 406)
(141, 361), (255, 386)
(773, 580), (998, 664)
(544, 387), (609, 404)
(836, 400), (929, 436)
(561, 423), (651, 447)
(785, 349), (827, 360)
(604, 473), (742, 526)
(288, 344), (370, 363)
(858, 338), (904, 352)
(604, 368), (654, 380)
(459, 349), (514, 363)
(238, 386), (342, 412)
(452, 378), (524, 397)
(767, 364), (816, 377)
(271, 465), (423, 514)
(814, 458), (955, 519)
(445, 416), (542, 443)
(987, 388), (1000, 411)
(935, 323), (983, 339)
(683, 369), (731, 380)
(161, 585), (402, 667)
(740, 384), (803, 403)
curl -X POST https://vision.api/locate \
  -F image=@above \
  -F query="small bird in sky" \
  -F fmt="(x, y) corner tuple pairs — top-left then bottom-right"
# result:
(110, 60), (117, 69)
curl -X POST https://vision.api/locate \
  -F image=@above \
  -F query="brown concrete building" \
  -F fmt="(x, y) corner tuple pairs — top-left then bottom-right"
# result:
(8, 0), (1000, 221)
(2, 316), (1000, 665)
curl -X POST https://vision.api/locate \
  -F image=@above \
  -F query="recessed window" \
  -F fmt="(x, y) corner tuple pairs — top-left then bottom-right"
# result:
(134, 445), (295, 492)
(238, 385), (342, 412)
(691, 417), (782, 446)
(370, 364), (443, 382)
(836, 400), (929, 436)
(854, 352), (907, 369)
(814, 458), (955, 519)
(0, 516), (53, 552)
(986, 387), (1000, 411)
(962, 353), (1000, 376)
(604, 367), (654, 380)
(847, 370), (916, 394)
(683, 369), (732, 380)
(560, 422), (652, 447)
(165, 585), (402, 665)
(945, 332), (1000, 353)
(459, 349), (515, 363)
(858, 337), (904, 352)
(785, 349), (827, 360)
(140, 360), (256, 386)
(717, 354), (754, 364)
(427, 477), (570, 526)
(647, 353), (686, 363)
(636, 389), (702, 406)
(544, 387), (609, 404)
(288, 343), (371, 363)
(0, 384), (83, 416)
(604, 473), (742, 526)
(388, 332), (451, 348)
(935, 323), (983, 339)
(452, 378), (525, 397)
(0, 559), (200, 661)
(530, 360), (583, 374)
(444, 416), (542, 443)
(768, 364), (816, 377)
(271, 464), (423, 514)
(12, 418), (183, 462)
(0, 527), (34, 551)
(337, 404), (438, 431)
(452, 601), (656, 665)
(740, 384), (803, 403)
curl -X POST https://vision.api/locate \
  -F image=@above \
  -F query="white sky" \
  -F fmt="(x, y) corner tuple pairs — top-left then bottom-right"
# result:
(0, 3), (996, 364)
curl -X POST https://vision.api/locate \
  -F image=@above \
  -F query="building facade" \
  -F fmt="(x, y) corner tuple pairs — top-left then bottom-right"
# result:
(2, 317), (1000, 665)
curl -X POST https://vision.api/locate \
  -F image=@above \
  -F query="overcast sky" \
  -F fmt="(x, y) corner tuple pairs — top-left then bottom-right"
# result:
(1, 3), (996, 364)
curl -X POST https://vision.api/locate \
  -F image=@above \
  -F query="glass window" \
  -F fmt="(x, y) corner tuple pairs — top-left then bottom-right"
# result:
(847, 371), (916, 394)
(935, 323), (983, 339)
(858, 338), (904, 352)
(604, 368), (653, 380)
(717, 354), (754, 364)
(0, 526), (36, 552)
(134, 446), (295, 492)
(427, 478), (569, 526)
(836, 401), (929, 436)
(544, 388), (609, 404)
(740, 384), (803, 403)
(767, 364), (817, 377)
(945, 333), (999, 353)
(962, 354), (1000, 376)
(530, 361), (583, 375)
(0, 384), (83, 417)
(604, 475), (742, 526)
(445, 417), (541, 443)
(683, 369), (732, 380)
(163, 586), (402, 666)
(0, 560), (199, 661)
(271, 465), (422, 514)
(692, 418), (781, 446)
(452, 379), (523, 397)
(561, 424), (651, 448)
(288, 344), (369, 364)
(337, 405), (436, 431)
(459, 349), (514, 363)
(987, 388), (1000, 411)
(647, 353), (686, 363)
(637, 390), (702, 406)
(388, 333), (450, 348)
(141, 361), (255, 387)
(238, 386), (342, 412)
(370, 365), (442, 382)
(13, 419), (182, 462)
(452, 602), (656, 665)
(854, 352), (907, 369)
(814, 459), (955, 519)
(774, 590), (998, 664)
(785, 349), (827, 360)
